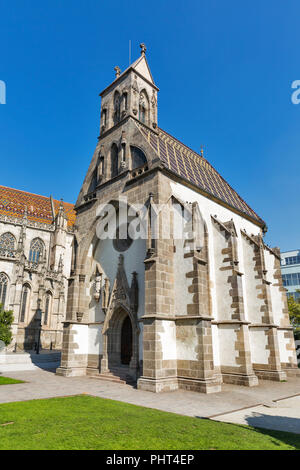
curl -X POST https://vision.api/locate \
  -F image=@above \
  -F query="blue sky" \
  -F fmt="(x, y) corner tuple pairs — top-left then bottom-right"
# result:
(0, 0), (299, 250)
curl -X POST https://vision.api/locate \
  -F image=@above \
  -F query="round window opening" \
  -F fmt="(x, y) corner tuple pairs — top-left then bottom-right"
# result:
(113, 224), (133, 252)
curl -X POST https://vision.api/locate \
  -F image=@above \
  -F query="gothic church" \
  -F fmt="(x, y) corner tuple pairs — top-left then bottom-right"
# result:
(1, 45), (298, 393)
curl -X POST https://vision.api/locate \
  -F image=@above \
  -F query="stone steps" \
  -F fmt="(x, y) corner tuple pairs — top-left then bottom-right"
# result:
(89, 367), (136, 386)
(0, 352), (61, 372)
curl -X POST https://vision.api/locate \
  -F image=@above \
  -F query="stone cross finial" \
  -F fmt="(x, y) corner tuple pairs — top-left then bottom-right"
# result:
(114, 66), (121, 78)
(140, 43), (147, 55)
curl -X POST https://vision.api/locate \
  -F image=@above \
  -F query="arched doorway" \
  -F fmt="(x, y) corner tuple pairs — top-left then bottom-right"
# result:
(121, 316), (133, 365)
(101, 303), (139, 383)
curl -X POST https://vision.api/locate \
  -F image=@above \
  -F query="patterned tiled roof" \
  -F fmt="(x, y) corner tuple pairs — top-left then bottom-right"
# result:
(136, 123), (264, 225)
(0, 186), (76, 228)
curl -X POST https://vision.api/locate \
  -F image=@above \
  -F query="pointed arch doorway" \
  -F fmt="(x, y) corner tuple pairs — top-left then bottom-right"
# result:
(102, 306), (139, 383)
(121, 315), (132, 365)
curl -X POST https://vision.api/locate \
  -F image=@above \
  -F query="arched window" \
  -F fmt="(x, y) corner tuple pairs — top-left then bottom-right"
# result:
(44, 292), (52, 325)
(88, 167), (98, 193)
(130, 146), (147, 170)
(29, 238), (44, 264)
(122, 92), (128, 115)
(101, 108), (107, 129)
(0, 232), (16, 257)
(139, 90), (149, 125)
(110, 144), (119, 179)
(71, 237), (78, 274)
(0, 273), (9, 306)
(20, 284), (30, 323)
(113, 91), (121, 125)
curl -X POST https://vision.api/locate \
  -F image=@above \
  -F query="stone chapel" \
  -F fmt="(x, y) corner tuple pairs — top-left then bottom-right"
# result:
(56, 44), (299, 392)
(2, 44), (297, 393)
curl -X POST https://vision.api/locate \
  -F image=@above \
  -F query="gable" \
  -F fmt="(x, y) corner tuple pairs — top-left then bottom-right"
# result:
(132, 56), (154, 84)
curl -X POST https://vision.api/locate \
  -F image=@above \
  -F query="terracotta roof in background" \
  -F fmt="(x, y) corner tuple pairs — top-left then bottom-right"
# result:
(0, 185), (76, 228)
(136, 122), (264, 225)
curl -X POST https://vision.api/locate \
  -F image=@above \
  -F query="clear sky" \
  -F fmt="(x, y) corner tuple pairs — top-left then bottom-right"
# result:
(0, 0), (299, 251)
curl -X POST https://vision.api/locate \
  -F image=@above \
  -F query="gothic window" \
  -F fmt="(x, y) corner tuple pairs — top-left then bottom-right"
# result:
(139, 104), (145, 123)
(44, 292), (52, 325)
(71, 237), (78, 274)
(121, 143), (126, 164)
(111, 144), (119, 179)
(20, 284), (30, 323)
(88, 167), (98, 193)
(0, 232), (16, 257)
(130, 146), (147, 170)
(122, 92), (128, 115)
(0, 273), (9, 306)
(29, 238), (44, 264)
(101, 108), (107, 129)
(113, 91), (121, 125)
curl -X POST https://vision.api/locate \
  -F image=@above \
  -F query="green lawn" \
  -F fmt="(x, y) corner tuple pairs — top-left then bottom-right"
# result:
(0, 395), (299, 450)
(0, 376), (24, 385)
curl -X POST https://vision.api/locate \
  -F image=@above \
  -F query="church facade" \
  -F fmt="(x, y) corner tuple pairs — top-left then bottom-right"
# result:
(56, 45), (298, 393)
(0, 186), (75, 350)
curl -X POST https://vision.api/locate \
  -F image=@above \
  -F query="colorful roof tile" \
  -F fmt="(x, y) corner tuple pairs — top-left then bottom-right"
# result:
(0, 186), (76, 228)
(136, 123), (264, 225)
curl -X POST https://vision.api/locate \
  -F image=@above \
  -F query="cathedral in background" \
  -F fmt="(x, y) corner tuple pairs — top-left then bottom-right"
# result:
(0, 186), (75, 350)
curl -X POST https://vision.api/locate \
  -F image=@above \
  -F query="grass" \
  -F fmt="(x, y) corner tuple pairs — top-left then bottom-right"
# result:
(0, 395), (299, 450)
(0, 376), (24, 385)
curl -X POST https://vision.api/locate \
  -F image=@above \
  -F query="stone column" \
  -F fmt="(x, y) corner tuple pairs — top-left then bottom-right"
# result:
(138, 234), (178, 392)
(138, 196), (178, 392)
(251, 238), (286, 381)
(273, 248), (298, 377)
(212, 218), (258, 386)
(56, 274), (88, 376)
(177, 241), (221, 393)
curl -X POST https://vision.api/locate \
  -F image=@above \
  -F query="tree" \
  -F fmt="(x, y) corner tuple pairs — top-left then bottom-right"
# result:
(287, 291), (300, 340)
(0, 303), (14, 346)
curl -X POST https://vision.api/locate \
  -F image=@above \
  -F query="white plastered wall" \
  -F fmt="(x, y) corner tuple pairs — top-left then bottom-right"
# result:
(249, 328), (269, 364)
(173, 203), (194, 316)
(159, 321), (177, 361)
(169, 181), (262, 369)
(72, 324), (89, 355)
(242, 237), (264, 324)
(218, 325), (239, 367)
(91, 235), (146, 359)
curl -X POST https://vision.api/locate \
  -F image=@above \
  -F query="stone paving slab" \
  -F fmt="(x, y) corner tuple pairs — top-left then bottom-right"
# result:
(212, 396), (300, 434)
(0, 369), (300, 425)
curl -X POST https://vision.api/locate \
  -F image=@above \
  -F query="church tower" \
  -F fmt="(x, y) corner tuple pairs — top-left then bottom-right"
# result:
(100, 43), (158, 135)
(75, 43), (160, 208)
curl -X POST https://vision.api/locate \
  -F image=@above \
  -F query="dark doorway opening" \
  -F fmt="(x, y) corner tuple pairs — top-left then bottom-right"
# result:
(121, 316), (132, 365)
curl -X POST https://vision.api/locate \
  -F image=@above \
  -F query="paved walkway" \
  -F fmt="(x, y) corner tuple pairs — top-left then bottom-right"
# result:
(213, 396), (300, 434)
(0, 369), (300, 430)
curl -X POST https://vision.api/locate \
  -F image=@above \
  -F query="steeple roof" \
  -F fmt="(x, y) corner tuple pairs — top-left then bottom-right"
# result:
(129, 53), (155, 85)
(100, 44), (158, 97)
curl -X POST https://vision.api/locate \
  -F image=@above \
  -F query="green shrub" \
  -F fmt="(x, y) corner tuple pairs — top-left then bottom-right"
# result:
(0, 304), (14, 346)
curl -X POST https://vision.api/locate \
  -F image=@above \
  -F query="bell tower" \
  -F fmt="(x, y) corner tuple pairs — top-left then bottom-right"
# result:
(99, 43), (159, 136)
